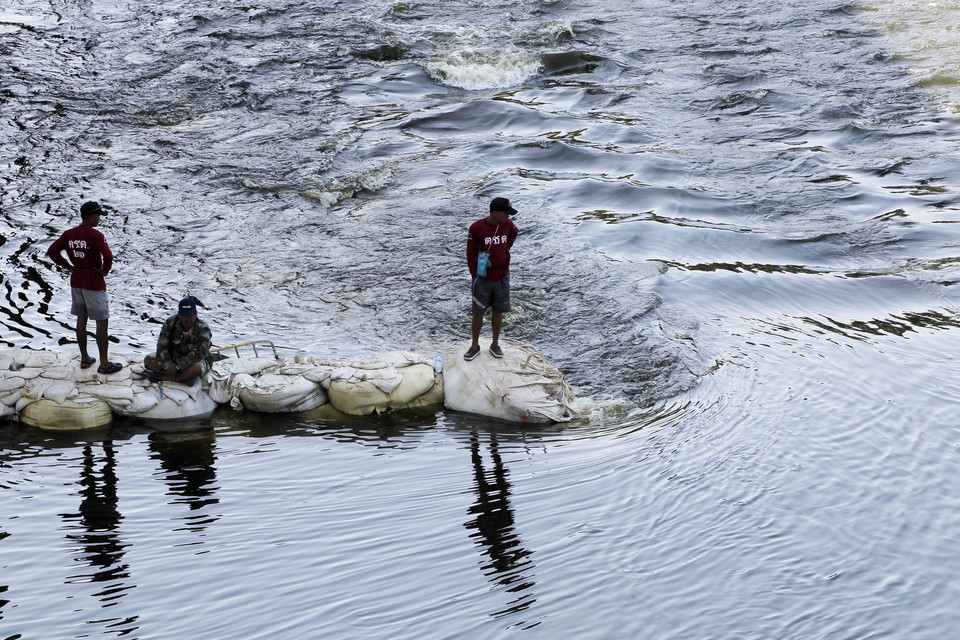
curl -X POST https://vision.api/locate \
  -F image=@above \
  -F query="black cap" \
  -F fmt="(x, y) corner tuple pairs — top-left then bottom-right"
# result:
(178, 297), (197, 317)
(490, 197), (518, 216)
(80, 201), (104, 218)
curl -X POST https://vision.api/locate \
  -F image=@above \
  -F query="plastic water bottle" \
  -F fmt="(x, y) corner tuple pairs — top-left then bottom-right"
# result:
(433, 355), (443, 373)
(477, 252), (490, 277)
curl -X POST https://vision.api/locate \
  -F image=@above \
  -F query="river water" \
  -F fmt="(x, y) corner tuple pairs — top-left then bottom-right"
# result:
(3, 0), (960, 638)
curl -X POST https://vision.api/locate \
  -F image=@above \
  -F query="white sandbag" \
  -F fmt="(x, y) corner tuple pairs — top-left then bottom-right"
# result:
(325, 365), (404, 394)
(22, 377), (54, 400)
(276, 361), (334, 383)
(212, 357), (281, 377)
(10, 367), (42, 380)
(348, 351), (429, 370)
(0, 390), (22, 407)
(133, 391), (218, 421)
(237, 373), (327, 413)
(404, 375), (445, 409)
(272, 362), (314, 376)
(19, 398), (112, 430)
(74, 367), (104, 384)
(293, 354), (332, 365)
(0, 375), (25, 393)
(209, 358), (281, 405)
(442, 339), (575, 424)
(0, 403), (15, 418)
(16, 351), (63, 368)
(208, 358), (330, 413)
(208, 379), (232, 405)
(97, 362), (133, 383)
(291, 355), (336, 381)
(327, 362), (440, 415)
(209, 371), (256, 406)
(77, 383), (135, 409)
(301, 366), (334, 385)
(39, 366), (76, 380)
(41, 378), (77, 404)
(124, 387), (162, 414)
(158, 385), (193, 404)
(26, 377), (76, 403)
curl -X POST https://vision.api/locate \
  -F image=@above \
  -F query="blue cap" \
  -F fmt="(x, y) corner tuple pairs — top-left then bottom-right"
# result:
(178, 297), (197, 317)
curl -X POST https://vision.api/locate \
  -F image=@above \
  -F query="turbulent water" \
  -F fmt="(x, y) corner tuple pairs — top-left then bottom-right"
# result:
(3, 0), (960, 638)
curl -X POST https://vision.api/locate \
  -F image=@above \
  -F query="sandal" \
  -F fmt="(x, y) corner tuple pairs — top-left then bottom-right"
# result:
(97, 362), (123, 375)
(80, 356), (97, 369)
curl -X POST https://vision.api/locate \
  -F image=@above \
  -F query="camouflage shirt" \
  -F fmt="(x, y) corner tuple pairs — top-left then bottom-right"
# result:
(155, 314), (213, 371)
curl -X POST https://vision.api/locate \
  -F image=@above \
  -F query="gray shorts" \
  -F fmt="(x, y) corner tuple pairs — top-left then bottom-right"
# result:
(70, 288), (110, 321)
(472, 275), (511, 315)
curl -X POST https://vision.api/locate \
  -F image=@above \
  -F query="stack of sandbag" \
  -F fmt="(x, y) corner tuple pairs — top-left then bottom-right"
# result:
(0, 349), (217, 427)
(442, 339), (575, 423)
(208, 356), (328, 412)
(118, 360), (218, 420)
(1, 349), (85, 420)
(207, 351), (442, 415)
(322, 351), (443, 415)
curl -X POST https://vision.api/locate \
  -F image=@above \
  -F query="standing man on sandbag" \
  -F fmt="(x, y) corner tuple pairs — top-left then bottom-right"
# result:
(465, 197), (519, 360)
(144, 297), (212, 386)
(46, 200), (123, 375)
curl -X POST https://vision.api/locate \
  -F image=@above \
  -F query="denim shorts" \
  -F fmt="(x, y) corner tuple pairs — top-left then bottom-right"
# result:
(471, 275), (510, 315)
(70, 288), (110, 320)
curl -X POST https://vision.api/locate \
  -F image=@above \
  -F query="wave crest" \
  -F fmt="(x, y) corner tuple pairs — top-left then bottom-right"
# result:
(422, 48), (543, 90)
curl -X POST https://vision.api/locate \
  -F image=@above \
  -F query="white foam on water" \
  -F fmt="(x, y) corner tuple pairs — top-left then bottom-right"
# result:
(358, 165), (395, 191)
(569, 395), (635, 426)
(422, 48), (543, 90)
(301, 190), (349, 206)
(301, 165), (395, 206)
(863, 0), (960, 112)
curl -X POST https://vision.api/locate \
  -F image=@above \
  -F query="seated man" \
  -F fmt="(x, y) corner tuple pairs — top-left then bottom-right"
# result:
(144, 297), (213, 386)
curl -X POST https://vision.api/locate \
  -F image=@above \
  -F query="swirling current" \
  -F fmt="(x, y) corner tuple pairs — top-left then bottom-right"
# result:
(3, 1), (960, 638)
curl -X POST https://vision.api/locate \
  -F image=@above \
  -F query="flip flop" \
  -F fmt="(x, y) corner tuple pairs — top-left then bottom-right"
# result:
(80, 356), (97, 369)
(97, 362), (123, 375)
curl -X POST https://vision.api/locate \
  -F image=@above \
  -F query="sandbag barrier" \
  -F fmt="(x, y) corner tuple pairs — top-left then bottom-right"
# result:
(0, 340), (575, 429)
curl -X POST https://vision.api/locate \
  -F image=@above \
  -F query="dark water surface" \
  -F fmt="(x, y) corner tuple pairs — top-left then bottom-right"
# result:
(3, 0), (960, 638)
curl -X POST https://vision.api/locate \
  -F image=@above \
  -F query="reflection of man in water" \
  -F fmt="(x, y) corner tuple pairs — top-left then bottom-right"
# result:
(59, 443), (133, 608)
(148, 430), (219, 530)
(464, 430), (536, 617)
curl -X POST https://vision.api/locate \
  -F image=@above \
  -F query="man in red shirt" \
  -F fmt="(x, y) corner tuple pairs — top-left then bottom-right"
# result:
(46, 201), (123, 374)
(465, 197), (519, 360)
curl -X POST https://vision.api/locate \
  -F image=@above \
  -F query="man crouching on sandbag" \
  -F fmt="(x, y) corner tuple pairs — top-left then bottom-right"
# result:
(143, 297), (213, 386)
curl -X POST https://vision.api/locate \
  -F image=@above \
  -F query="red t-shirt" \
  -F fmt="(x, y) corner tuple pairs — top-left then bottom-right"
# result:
(467, 218), (518, 281)
(46, 224), (113, 291)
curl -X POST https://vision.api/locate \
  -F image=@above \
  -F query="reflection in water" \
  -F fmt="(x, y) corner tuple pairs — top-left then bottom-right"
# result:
(464, 430), (537, 622)
(1, 540), (8, 625)
(148, 430), (220, 533)
(799, 309), (960, 340)
(58, 442), (139, 632)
